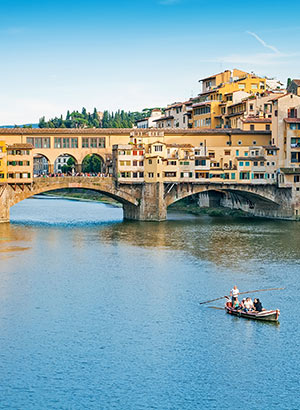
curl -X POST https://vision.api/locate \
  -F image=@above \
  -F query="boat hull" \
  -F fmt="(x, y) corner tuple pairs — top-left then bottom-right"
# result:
(225, 306), (280, 322)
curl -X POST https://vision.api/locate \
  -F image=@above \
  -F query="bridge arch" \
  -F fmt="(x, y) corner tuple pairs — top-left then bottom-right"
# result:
(9, 177), (140, 211)
(54, 153), (79, 174)
(165, 183), (281, 212)
(33, 153), (50, 176)
(82, 153), (105, 174)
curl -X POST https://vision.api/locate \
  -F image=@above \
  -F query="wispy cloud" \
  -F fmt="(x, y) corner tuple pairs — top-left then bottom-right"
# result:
(246, 31), (280, 54)
(159, 0), (181, 5)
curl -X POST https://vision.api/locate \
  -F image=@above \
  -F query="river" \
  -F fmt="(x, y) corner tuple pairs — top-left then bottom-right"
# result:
(0, 196), (299, 409)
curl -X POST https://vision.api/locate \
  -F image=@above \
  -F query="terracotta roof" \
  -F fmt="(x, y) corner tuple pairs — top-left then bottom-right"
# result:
(166, 144), (194, 148)
(292, 80), (300, 86)
(7, 143), (33, 149)
(284, 118), (300, 123)
(0, 127), (271, 136)
(242, 117), (272, 123)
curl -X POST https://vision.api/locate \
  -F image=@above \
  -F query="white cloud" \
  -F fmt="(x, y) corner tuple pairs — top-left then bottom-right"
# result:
(246, 31), (280, 54)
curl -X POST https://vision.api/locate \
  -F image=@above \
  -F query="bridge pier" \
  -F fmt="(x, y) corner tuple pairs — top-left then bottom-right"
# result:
(123, 182), (167, 221)
(0, 186), (10, 223)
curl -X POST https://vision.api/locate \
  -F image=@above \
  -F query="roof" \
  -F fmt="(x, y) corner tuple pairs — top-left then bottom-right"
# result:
(292, 80), (300, 87)
(263, 145), (280, 150)
(284, 118), (300, 123)
(192, 101), (212, 108)
(242, 117), (272, 123)
(165, 143), (194, 148)
(153, 116), (174, 122)
(237, 156), (265, 161)
(7, 143), (33, 149)
(280, 167), (300, 174)
(198, 70), (231, 82)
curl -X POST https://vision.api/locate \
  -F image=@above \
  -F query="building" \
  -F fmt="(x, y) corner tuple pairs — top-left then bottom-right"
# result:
(33, 154), (49, 175)
(6, 143), (33, 183)
(192, 69), (278, 129)
(153, 101), (193, 129)
(112, 128), (278, 186)
(0, 141), (7, 182)
(287, 79), (300, 96)
(136, 109), (163, 128)
(54, 154), (71, 173)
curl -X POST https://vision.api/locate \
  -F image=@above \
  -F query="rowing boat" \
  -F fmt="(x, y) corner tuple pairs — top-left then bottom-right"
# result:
(225, 305), (280, 322)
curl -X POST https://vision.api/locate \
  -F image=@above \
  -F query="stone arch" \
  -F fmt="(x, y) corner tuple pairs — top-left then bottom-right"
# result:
(9, 178), (139, 210)
(81, 153), (105, 174)
(165, 184), (281, 216)
(33, 153), (51, 176)
(54, 153), (79, 174)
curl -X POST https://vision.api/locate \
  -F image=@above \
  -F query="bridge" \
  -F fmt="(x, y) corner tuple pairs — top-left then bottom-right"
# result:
(0, 176), (295, 223)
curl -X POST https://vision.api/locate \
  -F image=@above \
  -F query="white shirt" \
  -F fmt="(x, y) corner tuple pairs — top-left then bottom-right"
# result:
(231, 288), (239, 297)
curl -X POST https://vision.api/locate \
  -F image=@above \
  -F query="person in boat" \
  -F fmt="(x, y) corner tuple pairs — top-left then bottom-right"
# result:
(253, 298), (263, 312)
(244, 297), (254, 312)
(232, 297), (240, 309)
(230, 285), (239, 305)
(240, 298), (246, 309)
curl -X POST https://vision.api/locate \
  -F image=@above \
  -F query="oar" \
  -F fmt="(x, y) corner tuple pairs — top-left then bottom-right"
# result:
(207, 306), (224, 310)
(199, 287), (285, 305)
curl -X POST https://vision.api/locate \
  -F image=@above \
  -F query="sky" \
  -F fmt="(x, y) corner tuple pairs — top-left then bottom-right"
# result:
(1, 0), (300, 124)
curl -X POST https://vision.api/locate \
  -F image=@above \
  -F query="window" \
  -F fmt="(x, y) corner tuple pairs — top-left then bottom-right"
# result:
(236, 150), (239, 156)
(154, 145), (163, 152)
(253, 141), (257, 145)
(260, 161), (264, 166)
(54, 138), (62, 148)
(168, 160), (177, 166)
(118, 150), (125, 155)
(133, 160), (138, 166)
(254, 162), (258, 166)
(139, 172), (144, 178)
(294, 176), (300, 183)
(245, 161), (250, 166)
(266, 124), (270, 131)
(133, 151), (137, 156)
(82, 138), (89, 148)
(239, 162), (244, 166)
(149, 159), (152, 164)
(275, 110), (278, 117)
(139, 151), (143, 155)
(139, 161), (144, 166)
(133, 172), (138, 178)
(195, 159), (206, 166)
(250, 104), (254, 110)
(71, 138), (78, 148)
(224, 150), (230, 155)
(250, 125), (255, 131)
(244, 152), (248, 156)
(148, 172), (154, 178)
(251, 84), (258, 90)
(238, 140), (242, 145)
(208, 152), (215, 158)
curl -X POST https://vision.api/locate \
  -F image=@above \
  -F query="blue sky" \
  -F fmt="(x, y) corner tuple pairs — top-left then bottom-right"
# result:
(1, 0), (300, 124)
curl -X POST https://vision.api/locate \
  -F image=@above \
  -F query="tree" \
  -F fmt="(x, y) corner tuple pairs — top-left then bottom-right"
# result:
(82, 154), (103, 173)
(287, 78), (292, 89)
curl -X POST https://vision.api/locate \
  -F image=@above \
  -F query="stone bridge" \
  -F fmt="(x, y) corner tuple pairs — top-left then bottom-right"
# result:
(0, 177), (296, 223)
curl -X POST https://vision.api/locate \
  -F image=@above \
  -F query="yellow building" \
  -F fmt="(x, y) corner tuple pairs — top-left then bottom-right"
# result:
(6, 143), (33, 183)
(113, 129), (278, 186)
(0, 141), (7, 182)
(192, 69), (267, 129)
